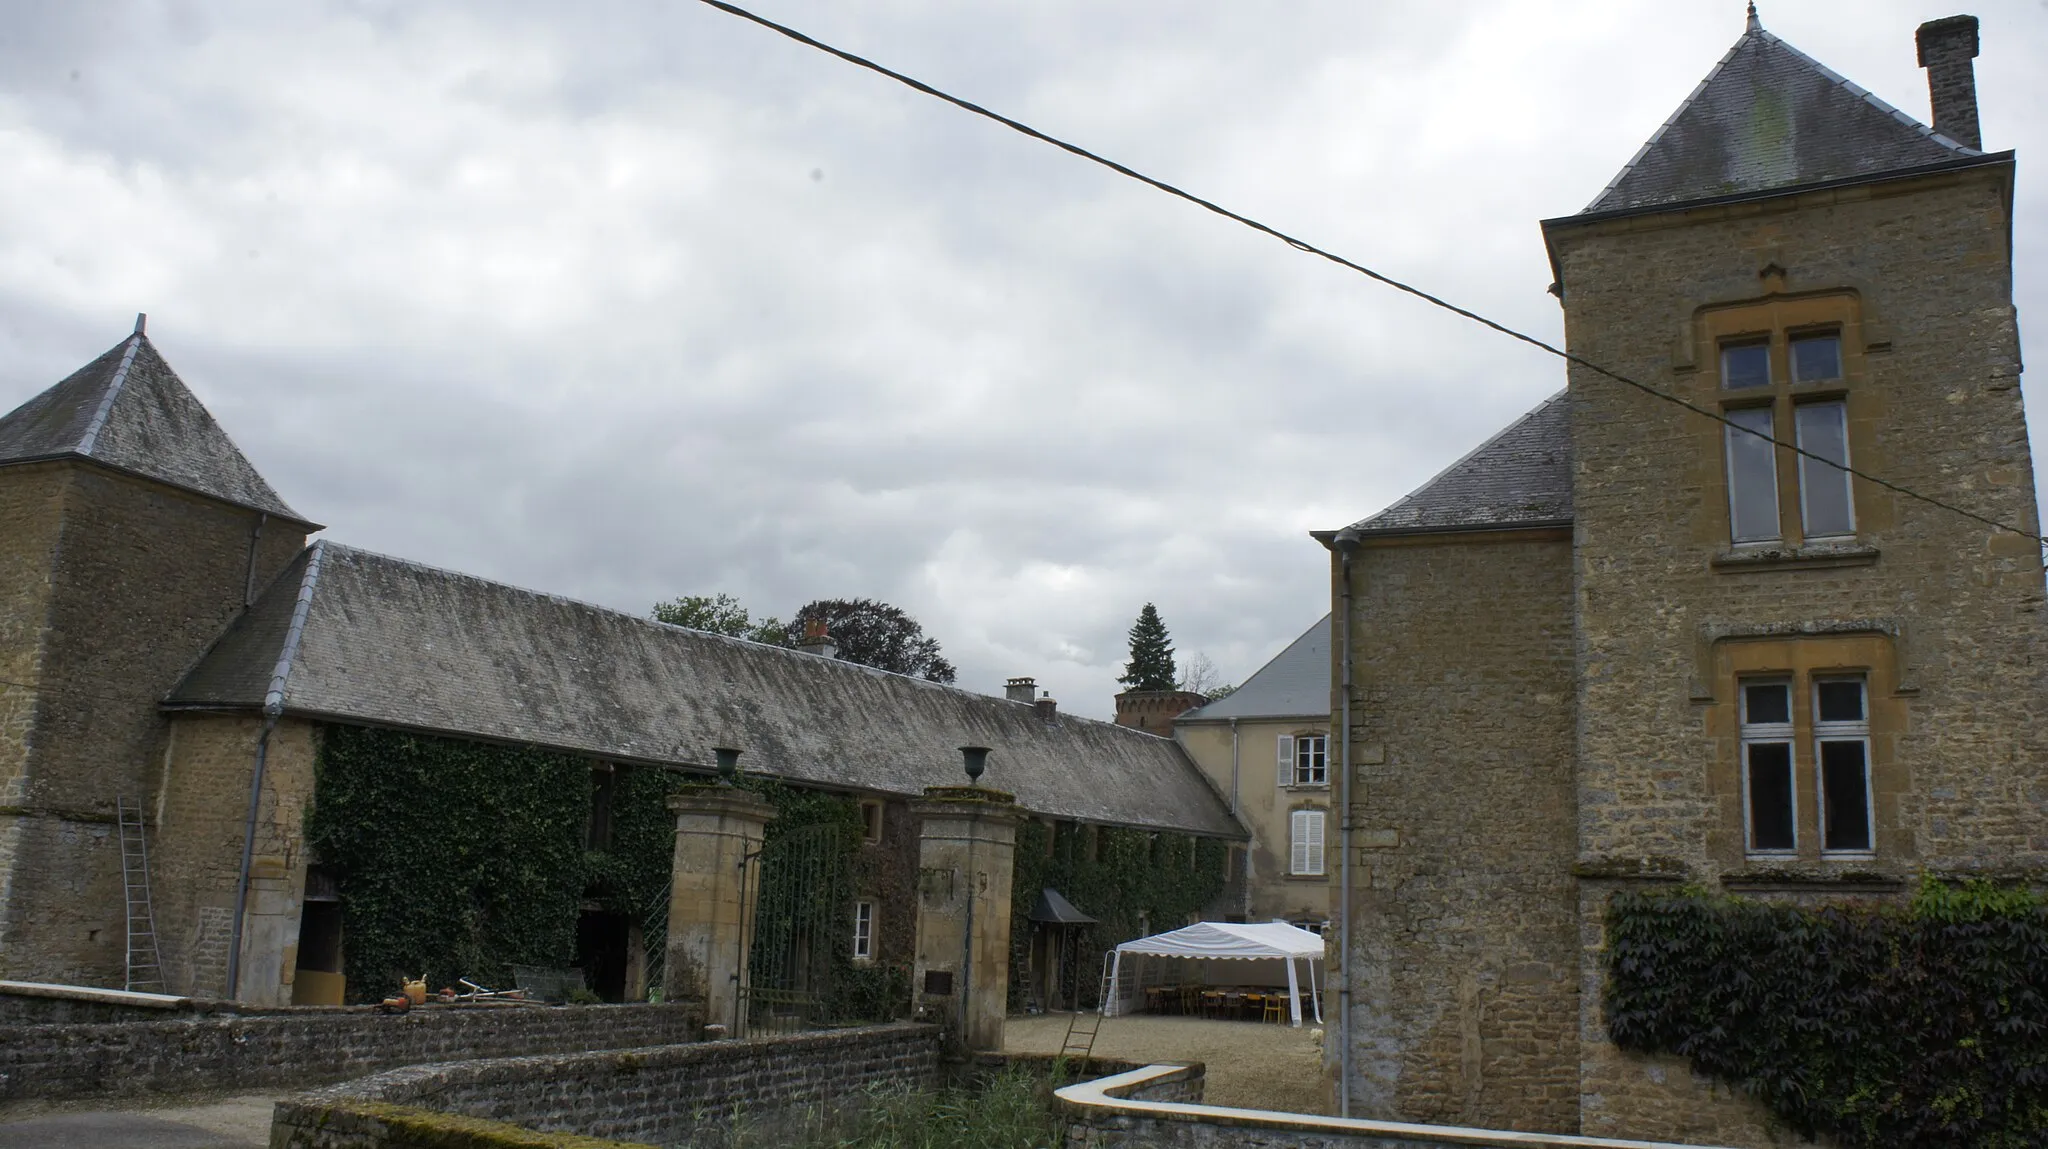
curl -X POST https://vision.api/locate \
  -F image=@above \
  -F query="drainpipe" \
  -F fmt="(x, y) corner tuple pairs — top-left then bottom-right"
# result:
(1332, 527), (1361, 1118)
(1228, 717), (1241, 816)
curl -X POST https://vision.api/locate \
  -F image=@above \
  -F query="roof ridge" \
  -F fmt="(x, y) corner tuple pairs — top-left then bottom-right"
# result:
(263, 541), (327, 717)
(1584, 28), (1751, 213)
(1368, 390), (1568, 523)
(1752, 26), (1978, 157)
(312, 541), (1148, 734)
(74, 334), (143, 456)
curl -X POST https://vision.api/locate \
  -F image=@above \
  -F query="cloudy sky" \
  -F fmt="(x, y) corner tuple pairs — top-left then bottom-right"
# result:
(2, 0), (2044, 719)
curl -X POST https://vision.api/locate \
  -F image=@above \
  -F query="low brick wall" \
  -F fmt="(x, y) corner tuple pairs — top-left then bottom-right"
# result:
(271, 1023), (946, 1148)
(1057, 1065), (1741, 1149)
(0, 1000), (701, 1101)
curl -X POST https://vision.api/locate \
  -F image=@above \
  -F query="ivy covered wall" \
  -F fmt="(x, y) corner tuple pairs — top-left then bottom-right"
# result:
(1605, 879), (2048, 1148)
(309, 723), (911, 1012)
(310, 724), (674, 1001)
(1007, 818), (1229, 1009)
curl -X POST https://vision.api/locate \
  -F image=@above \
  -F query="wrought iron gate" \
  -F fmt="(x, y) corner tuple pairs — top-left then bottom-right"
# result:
(735, 821), (853, 1036)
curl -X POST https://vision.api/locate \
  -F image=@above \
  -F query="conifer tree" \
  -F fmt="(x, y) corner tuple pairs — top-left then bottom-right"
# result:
(1118, 603), (1178, 691)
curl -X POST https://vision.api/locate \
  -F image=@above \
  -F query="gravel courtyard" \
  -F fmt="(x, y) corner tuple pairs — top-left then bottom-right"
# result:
(1004, 1013), (1329, 1115)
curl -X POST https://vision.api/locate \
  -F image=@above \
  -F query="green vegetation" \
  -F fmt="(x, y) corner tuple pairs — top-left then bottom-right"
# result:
(1008, 818), (1228, 1009)
(709, 1068), (1061, 1149)
(1604, 878), (2048, 1148)
(651, 593), (957, 682)
(1116, 603), (1176, 692)
(310, 723), (904, 1017)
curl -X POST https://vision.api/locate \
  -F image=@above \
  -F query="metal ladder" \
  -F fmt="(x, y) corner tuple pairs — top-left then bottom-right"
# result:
(116, 797), (166, 993)
(1058, 951), (1115, 1064)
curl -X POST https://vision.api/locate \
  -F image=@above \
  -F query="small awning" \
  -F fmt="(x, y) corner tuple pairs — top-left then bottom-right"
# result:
(1029, 888), (1097, 925)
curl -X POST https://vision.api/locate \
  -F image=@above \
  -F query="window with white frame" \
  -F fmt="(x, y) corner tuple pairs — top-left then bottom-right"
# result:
(1277, 734), (1328, 787)
(1719, 331), (1855, 545)
(1289, 809), (1326, 876)
(852, 900), (874, 961)
(1740, 680), (1797, 854)
(1814, 677), (1873, 854)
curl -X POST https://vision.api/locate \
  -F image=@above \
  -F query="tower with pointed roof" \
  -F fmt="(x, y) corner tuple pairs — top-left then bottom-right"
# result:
(0, 319), (318, 990)
(1318, 12), (2040, 1142)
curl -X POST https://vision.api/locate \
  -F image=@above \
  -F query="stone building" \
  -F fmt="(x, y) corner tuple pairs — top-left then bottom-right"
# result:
(1174, 616), (1333, 929)
(1316, 12), (2042, 1144)
(0, 324), (1242, 1007)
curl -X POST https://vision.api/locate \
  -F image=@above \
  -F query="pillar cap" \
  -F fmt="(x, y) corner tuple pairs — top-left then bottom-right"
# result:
(918, 784), (1017, 805)
(667, 785), (777, 819)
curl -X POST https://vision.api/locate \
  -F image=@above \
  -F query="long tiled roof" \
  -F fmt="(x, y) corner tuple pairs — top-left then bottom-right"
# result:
(167, 543), (1243, 838)
(1583, 16), (1979, 215)
(1179, 616), (1329, 722)
(1335, 392), (1570, 536)
(0, 331), (307, 522)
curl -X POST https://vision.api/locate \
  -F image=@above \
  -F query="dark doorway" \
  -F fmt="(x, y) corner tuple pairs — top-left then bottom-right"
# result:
(576, 910), (630, 1002)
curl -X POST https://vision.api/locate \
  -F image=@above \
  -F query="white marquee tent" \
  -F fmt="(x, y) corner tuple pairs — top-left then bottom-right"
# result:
(1103, 921), (1325, 1026)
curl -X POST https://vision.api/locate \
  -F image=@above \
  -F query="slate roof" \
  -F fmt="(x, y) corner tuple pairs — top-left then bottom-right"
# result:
(1330, 391), (1571, 537)
(0, 331), (308, 522)
(1583, 14), (1980, 215)
(1179, 616), (1330, 722)
(166, 542), (1243, 838)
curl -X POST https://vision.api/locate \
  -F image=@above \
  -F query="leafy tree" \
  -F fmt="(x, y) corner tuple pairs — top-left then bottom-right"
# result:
(1118, 603), (1177, 691)
(651, 593), (787, 646)
(785, 598), (957, 683)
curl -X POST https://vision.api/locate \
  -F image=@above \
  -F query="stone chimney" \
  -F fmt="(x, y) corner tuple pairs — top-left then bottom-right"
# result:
(798, 618), (836, 660)
(1917, 15), (1981, 149)
(1034, 694), (1058, 722)
(1004, 676), (1037, 704)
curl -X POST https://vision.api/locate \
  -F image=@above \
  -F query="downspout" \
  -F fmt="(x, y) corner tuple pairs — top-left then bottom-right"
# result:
(1229, 717), (1245, 918)
(227, 542), (325, 1000)
(1332, 527), (1360, 1118)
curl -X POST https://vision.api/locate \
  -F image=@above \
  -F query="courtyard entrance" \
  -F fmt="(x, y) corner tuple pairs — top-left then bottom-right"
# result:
(736, 820), (853, 1036)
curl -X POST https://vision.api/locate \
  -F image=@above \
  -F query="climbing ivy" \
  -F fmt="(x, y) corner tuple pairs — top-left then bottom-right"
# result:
(1604, 879), (2048, 1148)
(1007, 819), (1228, 1009)
(309, 724), (679, 1002)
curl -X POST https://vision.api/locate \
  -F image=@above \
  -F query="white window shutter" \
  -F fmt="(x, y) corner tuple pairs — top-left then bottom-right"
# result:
(1277, 735), (1294, 786)
(1291, 810), (1310, 874)
(1307, 811), (1326, 875)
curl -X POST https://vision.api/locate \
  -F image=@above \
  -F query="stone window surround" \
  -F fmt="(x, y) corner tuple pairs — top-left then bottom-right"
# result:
(1702, 631), (1906, 871)
(1697, 291), (1878, 554)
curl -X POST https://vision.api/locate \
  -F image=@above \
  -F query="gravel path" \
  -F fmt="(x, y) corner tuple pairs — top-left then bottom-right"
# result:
(0, 1092), (278, 1148)
(1004, 1013), (1329, 1115)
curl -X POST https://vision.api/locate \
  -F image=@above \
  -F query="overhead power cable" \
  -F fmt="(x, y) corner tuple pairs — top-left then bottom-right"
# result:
(695, 0), (2046, 549)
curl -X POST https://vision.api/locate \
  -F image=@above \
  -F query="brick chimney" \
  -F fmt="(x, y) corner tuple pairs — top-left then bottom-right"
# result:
(1113, 689), (1209, 733)
(1004, 676), (1037, 704)
(1917, 15), (1981, 149)
(798, 618), (836, 659)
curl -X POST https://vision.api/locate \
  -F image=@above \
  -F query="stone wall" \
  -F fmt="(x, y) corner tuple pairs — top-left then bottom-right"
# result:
(1338, 530), (1580, 1131)
(0, 460), (309, 988)
(1549, 163), (2045, 1144)
(1058, 1063), (1734, 1149)
(0, 1001), (700, 1101)
(270, 1022), (944, 1148)
(146, 713), (321, 1002)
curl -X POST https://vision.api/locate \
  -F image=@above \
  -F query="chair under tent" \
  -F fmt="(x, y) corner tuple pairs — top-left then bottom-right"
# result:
(1101, 920), (1326, 1027)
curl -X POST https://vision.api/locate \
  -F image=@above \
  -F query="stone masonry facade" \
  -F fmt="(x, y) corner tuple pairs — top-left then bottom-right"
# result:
(1340, 532), (1580, 1132)
(0, 460), (307, 988)
(1552, 160), (2045, 1145)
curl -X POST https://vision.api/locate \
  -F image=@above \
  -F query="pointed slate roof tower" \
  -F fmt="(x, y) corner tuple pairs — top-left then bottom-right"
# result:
(1582, 5), (1984, 217)
(0, 317), (312, 523)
